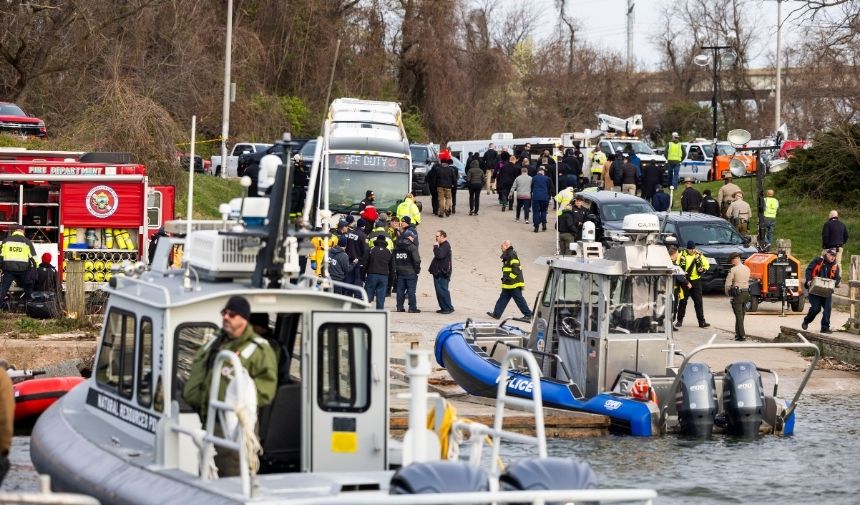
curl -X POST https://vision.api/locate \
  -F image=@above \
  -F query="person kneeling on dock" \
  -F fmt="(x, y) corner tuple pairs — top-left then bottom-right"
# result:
(183, 296), (278, 477)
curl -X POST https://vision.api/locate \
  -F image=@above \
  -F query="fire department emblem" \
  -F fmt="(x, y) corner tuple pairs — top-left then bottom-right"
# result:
(86, 185), (119, 218)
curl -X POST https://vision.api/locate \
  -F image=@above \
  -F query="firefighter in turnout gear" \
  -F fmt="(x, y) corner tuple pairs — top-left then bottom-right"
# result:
(675, 240), (710, 329)
(0, 226), (37, 306)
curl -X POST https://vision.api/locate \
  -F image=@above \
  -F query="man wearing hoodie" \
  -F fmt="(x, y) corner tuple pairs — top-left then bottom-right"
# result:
(510, 167), (533, 223)
(394, 230), (421, 313)
(497, 152), (519, 211)
(466, 159), (484, 215)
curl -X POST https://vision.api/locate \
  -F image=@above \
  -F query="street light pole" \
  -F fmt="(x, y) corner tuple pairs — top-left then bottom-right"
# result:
(774, 0), (783, 133)
(219, 0), (234, 179)
(699, 44), (732, 180)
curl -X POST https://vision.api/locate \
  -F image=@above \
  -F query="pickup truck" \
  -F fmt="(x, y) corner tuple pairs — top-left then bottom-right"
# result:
(210, 142), (272, 177)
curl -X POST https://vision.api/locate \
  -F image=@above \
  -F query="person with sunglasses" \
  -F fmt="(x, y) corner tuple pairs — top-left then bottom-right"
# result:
(183, 295), (278, 476)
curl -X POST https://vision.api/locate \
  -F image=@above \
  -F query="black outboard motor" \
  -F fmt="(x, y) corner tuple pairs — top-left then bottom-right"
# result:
(499, 457), (597, 505)
(390, 461), (489, 494)
(675, 362), (718, 438)
(723, 361), (764, 438)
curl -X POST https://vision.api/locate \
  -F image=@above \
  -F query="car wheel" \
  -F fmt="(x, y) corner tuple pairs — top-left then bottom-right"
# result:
(744, 296), (759, 312)
(790, 295), (805, 313)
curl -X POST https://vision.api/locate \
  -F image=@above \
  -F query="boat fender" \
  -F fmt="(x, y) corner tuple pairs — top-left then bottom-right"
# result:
(499, 457), (598, 492)
(390, 460), (489, 494)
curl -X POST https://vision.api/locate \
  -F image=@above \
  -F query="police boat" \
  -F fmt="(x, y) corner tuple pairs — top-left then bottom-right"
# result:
(435, 214), (820, 437)
(30, 136), (657, 504)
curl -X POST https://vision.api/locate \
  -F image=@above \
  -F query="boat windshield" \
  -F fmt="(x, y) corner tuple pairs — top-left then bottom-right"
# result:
(677, 222), (744, 245)
(328, 153), (410, 212)
(607, 275), (669, 335)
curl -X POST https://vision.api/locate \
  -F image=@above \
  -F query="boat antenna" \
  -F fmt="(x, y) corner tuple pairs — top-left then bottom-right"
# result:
(320, 38), (341, 136)
(184, 115), (196, 290)
(251, 134), (294, 289)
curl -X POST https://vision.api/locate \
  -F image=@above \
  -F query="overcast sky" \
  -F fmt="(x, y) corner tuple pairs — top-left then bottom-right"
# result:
(498, 0), (817, 70)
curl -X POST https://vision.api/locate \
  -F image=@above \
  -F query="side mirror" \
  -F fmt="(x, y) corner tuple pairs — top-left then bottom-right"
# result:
(664, 234), (678, 244)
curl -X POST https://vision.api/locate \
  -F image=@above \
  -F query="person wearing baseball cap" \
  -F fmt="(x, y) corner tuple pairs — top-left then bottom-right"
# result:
(183, 295), (277, 475)
(801, 248), (841, 334)
(666, 133), (684, 188)
(675, 241), (710, 329)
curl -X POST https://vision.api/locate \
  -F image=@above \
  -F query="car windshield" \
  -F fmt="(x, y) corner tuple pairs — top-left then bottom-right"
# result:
(300, 140), (317, 157)
(677, 222), (744, 245)
(611, 141), (654, 155)
(600, 202), (655, 222)
(0, 104), (25, 116)
(409, 146), (434, 163)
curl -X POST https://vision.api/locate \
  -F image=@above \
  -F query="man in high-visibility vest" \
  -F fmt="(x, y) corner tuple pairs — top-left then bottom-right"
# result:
(396, 193), (421, 226)
(762, 189), (779, 247)
(675, 240), (710, 329)
(0, 225), (37, 307)
(666, 132), (683, 189)
(589, 149), (607, 185)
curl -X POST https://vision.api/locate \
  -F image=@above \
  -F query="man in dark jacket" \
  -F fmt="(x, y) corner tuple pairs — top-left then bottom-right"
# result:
(822, 210), (849, 266)
(680, 178), (703, 212)
(609, 150), (626, 192)
(802, 248), (841, 333)
(530, 168), (555, 232)
(640, 162), (662, 202)
(358, 190), (375, 212)
(497, 153), (519, 211)
(345, 220), (368, 295)
(363, 235), (394, 309)
(557, 204), (577, 254)
(429, 230), (454, 314)
(620, 154), (639, 195)
(700, 189), (721, 217)
(394, 230), (421, 313)
(435, 155), (456, 217)
(466, 159), (484, 215)
(328, 234), (355, 295)
(426, 160), (441, 216)
(487, 241), (532, 322)
(449, 159), (460, 214)
(652, 185), (670, 212)
(482, 143), (498, 195)
(33, 252), (58, 293)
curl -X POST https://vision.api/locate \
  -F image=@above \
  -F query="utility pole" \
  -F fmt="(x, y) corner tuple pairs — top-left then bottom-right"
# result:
(219, 0), (234, 179)
(774, 0), (783, 134)
(626, 0), (635, 69)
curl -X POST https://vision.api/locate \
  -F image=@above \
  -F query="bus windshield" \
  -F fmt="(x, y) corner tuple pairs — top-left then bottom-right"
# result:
(328, 154), (410, 212)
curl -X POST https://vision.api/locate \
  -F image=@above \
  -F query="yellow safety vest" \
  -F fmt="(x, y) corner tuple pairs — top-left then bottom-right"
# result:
(396, 198), (421, 225)
(554, 187), (575, 216)
(676, 250), (710, 281)
(1, 230), (36, 270)
(763, 197), (779, 218)
(667, 142), (683, 162)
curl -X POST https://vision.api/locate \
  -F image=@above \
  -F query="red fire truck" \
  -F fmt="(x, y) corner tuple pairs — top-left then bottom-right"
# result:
(0, 152), (174, 290)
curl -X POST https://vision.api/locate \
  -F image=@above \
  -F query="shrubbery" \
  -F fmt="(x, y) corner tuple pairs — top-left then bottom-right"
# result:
(773, 123), (860, 207)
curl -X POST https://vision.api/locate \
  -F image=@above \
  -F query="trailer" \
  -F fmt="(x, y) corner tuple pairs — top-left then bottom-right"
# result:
(0, 153), (174, 291)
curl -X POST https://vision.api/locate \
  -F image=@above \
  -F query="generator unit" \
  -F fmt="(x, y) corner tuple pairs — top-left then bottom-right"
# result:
(744, 250), (805, 312)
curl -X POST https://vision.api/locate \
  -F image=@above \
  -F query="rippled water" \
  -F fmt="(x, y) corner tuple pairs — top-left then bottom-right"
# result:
(6, 395), (859, 503)
(547, 394), (860, 504)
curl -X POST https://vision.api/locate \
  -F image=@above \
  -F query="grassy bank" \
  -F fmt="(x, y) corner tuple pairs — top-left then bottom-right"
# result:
(670, 175), (858, 264)
(174, 172), (244, 219)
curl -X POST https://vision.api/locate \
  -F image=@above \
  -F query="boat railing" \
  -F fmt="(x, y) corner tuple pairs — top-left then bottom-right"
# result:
(488, 340), (577, 388)
(294, 273), (369, 303)
(172, 350), (258, 497)
(657, 332), (820, 434)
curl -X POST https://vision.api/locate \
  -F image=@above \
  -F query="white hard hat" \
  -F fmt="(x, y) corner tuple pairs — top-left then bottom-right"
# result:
(671, 132), (679, 138)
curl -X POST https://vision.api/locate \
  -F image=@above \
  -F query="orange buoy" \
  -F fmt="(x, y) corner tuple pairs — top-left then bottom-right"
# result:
(629, 378), (658, 405)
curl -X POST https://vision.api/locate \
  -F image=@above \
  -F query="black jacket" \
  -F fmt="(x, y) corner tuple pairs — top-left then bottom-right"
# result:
(327, 245), (353, 281)
(482, 149), (498, 170)
(428, 241), (452, 278)
(701, 195), (721, 217)
(558, 209), (577, 234)
(436, 162), (456, 188)
(681, 188), (703, 212)
(621, 163), (639, 185)
(497, 162), (519, 187)
(822, 218), (849, 248)
(364, 244), (395, 278)
(394, 237), (421, 277)
(609, 159), (626, 185)
(344, 228), (368, 263)
(34, 263), (58, 292)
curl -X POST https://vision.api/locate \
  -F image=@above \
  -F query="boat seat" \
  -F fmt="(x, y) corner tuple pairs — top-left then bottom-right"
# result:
(258, 382), (302, 473)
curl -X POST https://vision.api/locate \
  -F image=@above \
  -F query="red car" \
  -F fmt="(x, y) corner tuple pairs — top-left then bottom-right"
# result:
(0, 102), (47, 138)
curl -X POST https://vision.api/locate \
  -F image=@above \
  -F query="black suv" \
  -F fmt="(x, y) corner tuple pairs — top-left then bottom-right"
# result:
(409, 144), (437, 195)
(656, 211), (757, 291)
(577, 191), (655, 244)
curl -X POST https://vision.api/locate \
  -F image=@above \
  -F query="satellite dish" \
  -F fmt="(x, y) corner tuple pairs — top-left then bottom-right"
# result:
(727, 129), (751, 147)
(729, 158), (747, 178)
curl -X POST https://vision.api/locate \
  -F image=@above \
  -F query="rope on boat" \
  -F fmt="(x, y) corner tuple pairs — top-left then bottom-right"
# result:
(427, 400), (505, 472)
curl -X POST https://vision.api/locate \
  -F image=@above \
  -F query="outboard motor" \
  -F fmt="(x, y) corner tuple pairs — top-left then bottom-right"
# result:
(675, 363), (718, 438)
(722, 361), (765, 438)
(390, 461), (488, 494)
(500, 457), (597, 505)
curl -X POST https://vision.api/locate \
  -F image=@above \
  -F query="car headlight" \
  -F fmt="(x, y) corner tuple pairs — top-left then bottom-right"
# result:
(36, 121), (45, 127)
(413, 165), (427, 174)
(705, 257), (718, 267)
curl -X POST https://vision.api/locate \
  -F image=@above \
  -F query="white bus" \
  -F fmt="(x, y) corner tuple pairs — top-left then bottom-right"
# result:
(322, 99), (412, 213)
